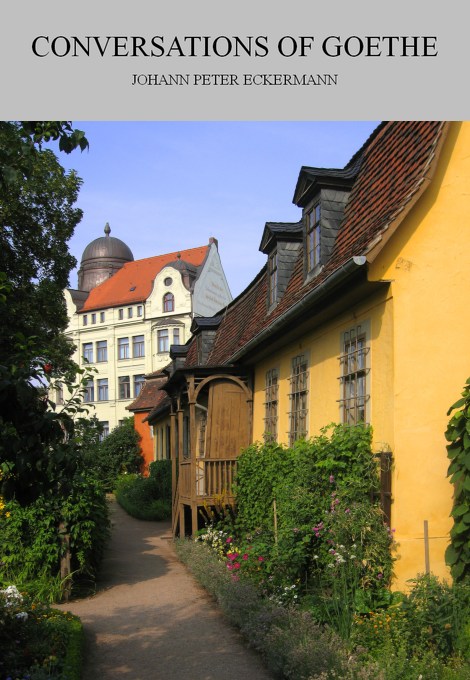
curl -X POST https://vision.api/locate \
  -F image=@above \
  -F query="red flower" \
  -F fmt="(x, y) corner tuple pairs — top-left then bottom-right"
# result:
(234, 562), (240, 569)
(258, 556), (264, 562)
(43, 363), (53, 374)
(242, 553), (249, 560)
(227, 552), (239, 561)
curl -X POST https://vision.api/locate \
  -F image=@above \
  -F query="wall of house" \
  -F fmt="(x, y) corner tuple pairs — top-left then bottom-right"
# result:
(133, 412), (154, 473)
(152, 414), (172, 462)
(366, 121), (470, 588)
(252, 287), (393, 450)
(192, 242), (232, 316)
(251, 122), (470, 589)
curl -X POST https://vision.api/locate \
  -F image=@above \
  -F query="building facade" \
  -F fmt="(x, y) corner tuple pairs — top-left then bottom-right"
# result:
(147, 122), (470, 588)
(64, 228), (232, 435)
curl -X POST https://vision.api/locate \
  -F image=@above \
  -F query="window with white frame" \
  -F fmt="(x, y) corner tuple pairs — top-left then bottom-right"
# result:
(82, 314), (88, 326)
(119, 375), (131, 399)
(173, 327), (181, 345)
(137, 305), (143, 317)
(338, 323), (370, 425)
(97, 378), (108, 401)
(84, 379), (94, 402)
(96, 340), (107, 362)
(127, 307), (133, 319)
(163, 292), (174, 312)
(100, 311), (105, 322)
(133, 335), (145, 358)
(99, 421), (109, 440)
(288, 354), (309, 445)
(118, 337), (130, 359)
(134, 374), (145, 397)
(264, 368), (279, 442)
(118, 308), (124, 320)
(157, 329), (169, 353)
(91, 313), (96, 324)
(82, 342), (93, 363)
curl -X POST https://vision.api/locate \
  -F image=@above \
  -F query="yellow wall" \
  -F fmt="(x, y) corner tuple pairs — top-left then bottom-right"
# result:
(252, 122), (470, 588)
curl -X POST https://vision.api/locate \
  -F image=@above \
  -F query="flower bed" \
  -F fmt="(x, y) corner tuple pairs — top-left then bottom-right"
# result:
(0, 586), (83, 680)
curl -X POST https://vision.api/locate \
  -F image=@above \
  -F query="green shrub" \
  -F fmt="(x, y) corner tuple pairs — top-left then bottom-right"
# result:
(0, 586), (84, 679)
(0, 471), (110, 599)
(82, 417), (143, 491)
(227, 424), (394, 636)
(114, 461), (171, 521)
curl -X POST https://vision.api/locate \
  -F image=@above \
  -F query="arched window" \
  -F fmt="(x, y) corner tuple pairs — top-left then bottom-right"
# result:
(163, 292), (174, 312)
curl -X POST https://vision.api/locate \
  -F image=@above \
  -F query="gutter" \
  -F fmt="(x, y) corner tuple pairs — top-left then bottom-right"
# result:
(230, 255), (367, 363)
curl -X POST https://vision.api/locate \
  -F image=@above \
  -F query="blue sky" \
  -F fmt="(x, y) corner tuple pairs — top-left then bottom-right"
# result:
(62, 121), (379, 299)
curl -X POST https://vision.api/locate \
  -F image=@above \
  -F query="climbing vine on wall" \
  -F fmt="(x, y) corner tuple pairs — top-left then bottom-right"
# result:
(445, 378), (470, 581)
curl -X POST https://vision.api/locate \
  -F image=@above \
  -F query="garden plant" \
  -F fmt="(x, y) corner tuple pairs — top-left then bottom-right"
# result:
(178, 423), (470, 679)
(114, 460), (172, 521)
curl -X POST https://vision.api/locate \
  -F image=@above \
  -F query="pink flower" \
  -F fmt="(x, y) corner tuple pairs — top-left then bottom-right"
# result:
(227, 552), (239, 561)
(329, 475), (335, 483)
(377, 572), (383, 580)
(227, 563), (233, 571)
(234, 562), (240, 569)
(226, 537), (232, 544)
(242, 554), (249, 560)
(345, 508), (350, 514)
(258, 556), (264, 562)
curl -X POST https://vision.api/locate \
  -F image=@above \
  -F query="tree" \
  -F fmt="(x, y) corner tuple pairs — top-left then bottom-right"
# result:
(82, 418), (143, 491)
(0, 122), (84, 370)
(0, 121), (88, 189)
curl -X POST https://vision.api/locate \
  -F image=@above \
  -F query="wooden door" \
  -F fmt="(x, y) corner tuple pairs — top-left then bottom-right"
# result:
(206, 381), (250, 459)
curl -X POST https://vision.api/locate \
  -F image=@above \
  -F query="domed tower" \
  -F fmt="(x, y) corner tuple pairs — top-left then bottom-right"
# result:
(78, 223), (134, 291)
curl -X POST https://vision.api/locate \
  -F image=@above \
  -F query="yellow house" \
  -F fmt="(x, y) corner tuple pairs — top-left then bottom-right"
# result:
(152, 122), (470, 588)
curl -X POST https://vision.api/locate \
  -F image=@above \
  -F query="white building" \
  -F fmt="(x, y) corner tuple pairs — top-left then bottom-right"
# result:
(64, 225), (232, 433)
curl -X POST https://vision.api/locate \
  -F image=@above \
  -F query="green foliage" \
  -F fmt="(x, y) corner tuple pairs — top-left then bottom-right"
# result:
(445, 378), (470, 581)
(351, 574), (470, 676)
(0, 587), (83, 680)
(232, 424), (393, 607)
(1, 125), (84, 370)
(82, 417), (143, 491)
(0, 120), (88, 190)
(115, 459), (172, 521)
(0, 472), (110, 596)
(0, 351), (97, 505)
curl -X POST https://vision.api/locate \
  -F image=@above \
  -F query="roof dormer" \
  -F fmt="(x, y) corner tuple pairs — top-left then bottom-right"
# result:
(292, 155), (361, 281)
(190, 316), (223, 364)
(259, 221), (303, 310)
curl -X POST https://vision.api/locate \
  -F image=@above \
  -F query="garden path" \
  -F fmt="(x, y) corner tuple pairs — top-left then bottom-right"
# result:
(57, 499), (274, 680)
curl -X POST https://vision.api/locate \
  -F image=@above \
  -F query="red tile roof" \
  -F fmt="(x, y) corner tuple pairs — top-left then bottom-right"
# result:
(80, 245), (209, 312)
(127, 374), (169, 413)
(184, 121), (447, 368)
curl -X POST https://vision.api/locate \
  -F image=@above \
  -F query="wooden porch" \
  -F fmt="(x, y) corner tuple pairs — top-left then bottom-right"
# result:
(168, 371), (252, 537)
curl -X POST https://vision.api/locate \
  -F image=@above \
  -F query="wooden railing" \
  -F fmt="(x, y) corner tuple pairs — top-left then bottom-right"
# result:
(200, 458), (237, 498)
(177, 458), (238, 500)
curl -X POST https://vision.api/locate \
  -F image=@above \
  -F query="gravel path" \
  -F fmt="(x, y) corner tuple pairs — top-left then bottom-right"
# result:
(58, 499), (273, 679)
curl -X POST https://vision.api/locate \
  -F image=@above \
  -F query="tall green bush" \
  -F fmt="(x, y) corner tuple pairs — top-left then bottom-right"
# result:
(228, 424), (394, 627)
(82, 417), (143, 491)
(0, 470), (110, 597)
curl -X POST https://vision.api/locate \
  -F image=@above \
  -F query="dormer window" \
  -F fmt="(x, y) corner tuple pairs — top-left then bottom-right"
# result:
(293, 159), (360, 282)
(268, 250), (278, 306)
